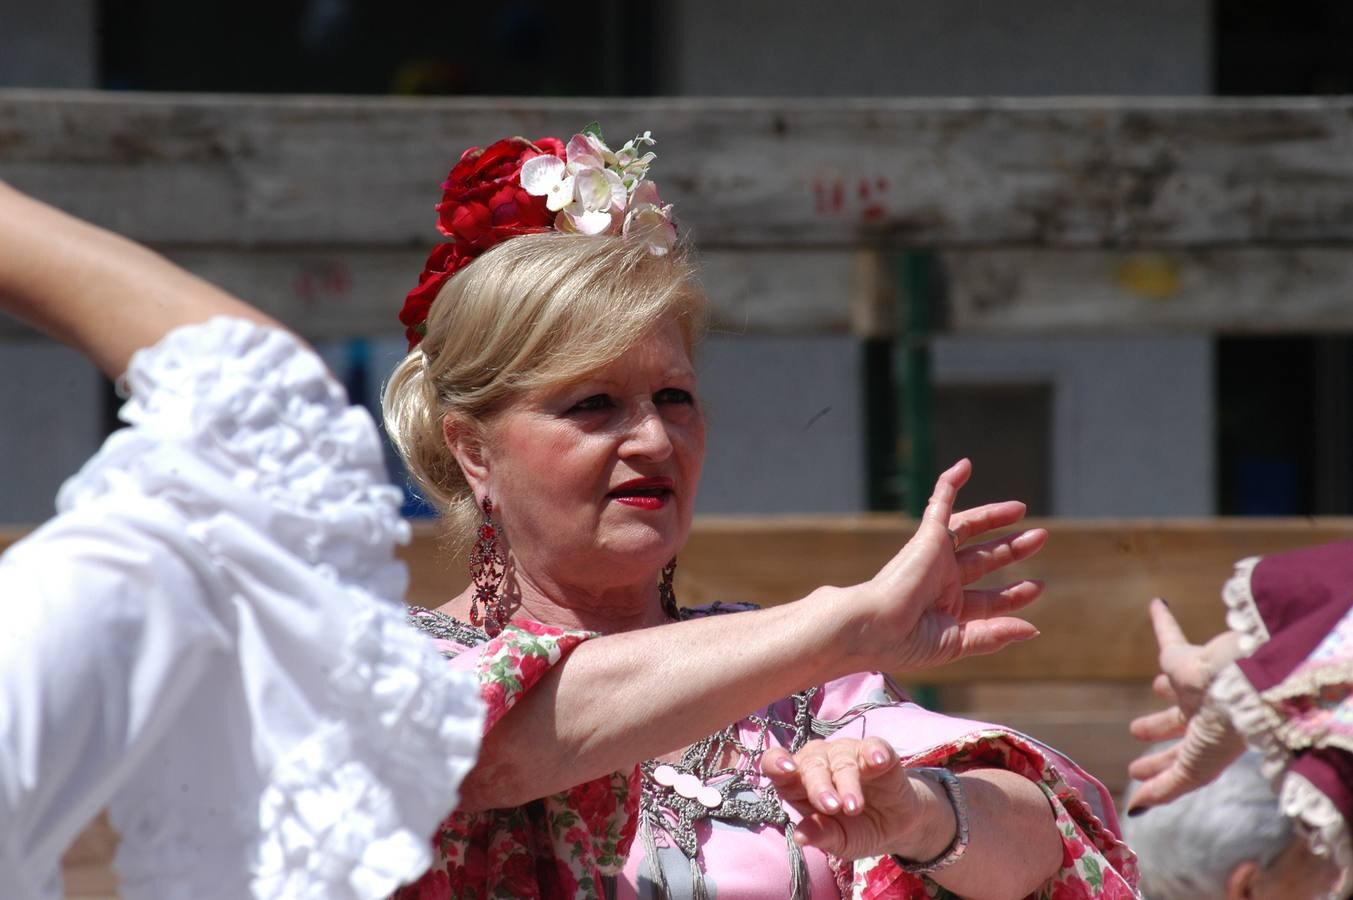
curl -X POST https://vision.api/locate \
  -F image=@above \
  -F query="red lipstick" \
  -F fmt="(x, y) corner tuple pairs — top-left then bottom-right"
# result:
(608, 476), (674, 509)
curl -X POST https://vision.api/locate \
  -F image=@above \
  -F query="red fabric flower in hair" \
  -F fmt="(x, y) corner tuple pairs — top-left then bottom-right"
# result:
(435, 136), (564, 250)
(398, 242), (476, 348)
(400, 136), (566, 349)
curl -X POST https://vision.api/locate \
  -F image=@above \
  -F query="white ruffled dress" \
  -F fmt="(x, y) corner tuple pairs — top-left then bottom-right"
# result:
(0, 318), (482, 899)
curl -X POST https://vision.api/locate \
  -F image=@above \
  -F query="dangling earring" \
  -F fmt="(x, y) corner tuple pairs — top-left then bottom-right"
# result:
(470, 496), (508, 636)
(659, 558), (679, 620)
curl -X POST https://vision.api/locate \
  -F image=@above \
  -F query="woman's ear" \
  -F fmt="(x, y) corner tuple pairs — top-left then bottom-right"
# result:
(1226, 859), (1259, 900)
(443, 415), (491, 495)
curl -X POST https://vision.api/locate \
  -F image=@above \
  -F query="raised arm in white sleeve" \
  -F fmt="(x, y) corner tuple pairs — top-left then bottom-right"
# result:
(0, 183), (483, 899)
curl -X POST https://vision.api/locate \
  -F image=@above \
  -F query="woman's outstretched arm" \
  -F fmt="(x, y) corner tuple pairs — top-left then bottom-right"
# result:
(0, 181), (278, 377)
(456, 460), (1049, 811)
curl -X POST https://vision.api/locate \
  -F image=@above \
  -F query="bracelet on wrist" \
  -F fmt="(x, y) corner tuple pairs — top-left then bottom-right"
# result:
(893, 767), (969, 876)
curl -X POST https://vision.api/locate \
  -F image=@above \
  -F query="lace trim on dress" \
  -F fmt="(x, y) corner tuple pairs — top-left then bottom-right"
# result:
(1212, 662), (1290, 781)
(1278, 771), (1353, 888)
(1221, 556), (1268, 655)
(1210, 661), (1352, 886)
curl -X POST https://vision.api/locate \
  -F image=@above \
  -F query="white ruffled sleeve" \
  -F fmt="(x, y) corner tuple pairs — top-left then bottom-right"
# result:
(0, 318), (482, 900)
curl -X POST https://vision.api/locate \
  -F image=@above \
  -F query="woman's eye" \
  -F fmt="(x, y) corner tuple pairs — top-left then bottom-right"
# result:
(569, 394), (613, 413)
(655, 388), (694, 405)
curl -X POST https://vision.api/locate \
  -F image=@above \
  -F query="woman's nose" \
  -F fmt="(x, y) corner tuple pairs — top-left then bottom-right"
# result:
(621, 403), (674, 460)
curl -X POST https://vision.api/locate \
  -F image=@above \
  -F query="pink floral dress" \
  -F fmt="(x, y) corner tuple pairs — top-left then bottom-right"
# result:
(395, 605), (1139, 899)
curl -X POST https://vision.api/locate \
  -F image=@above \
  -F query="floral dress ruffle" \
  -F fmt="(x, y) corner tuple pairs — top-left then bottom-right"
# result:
(397, 611), (1138, 899)
(395, 620), (638, 900)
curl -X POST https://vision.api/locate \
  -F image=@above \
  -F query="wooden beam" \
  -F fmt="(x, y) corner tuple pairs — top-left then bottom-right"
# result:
(0, 246), (865, 341)
(945, 247), (1353, 334)
(7, 91), (1353, 248)
(10, 517), (1348, 682)
(7, 243), (1353, 339)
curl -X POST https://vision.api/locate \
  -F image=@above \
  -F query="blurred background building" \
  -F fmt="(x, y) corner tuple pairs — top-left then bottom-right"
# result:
(3, 0), (1353, 523)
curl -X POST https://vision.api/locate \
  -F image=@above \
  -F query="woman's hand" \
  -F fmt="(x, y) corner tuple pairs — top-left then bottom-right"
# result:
(1126, 704), (1247, 813)
(1125, 598), (1248, 812)
(761, 738), (1065, 900)
(1128, 599), (1244, 744)
(759, 738), (954, 862)
(831, 458), (1047, 674)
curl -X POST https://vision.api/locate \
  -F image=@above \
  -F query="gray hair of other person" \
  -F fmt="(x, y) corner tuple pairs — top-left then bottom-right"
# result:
(1122, 748), (1291, 900)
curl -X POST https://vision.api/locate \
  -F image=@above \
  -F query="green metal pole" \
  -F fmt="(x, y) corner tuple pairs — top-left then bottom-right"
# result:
(896, 250), (938, 517)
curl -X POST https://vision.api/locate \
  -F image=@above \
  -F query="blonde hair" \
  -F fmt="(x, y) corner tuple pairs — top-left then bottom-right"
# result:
(382, 232), (706, 549)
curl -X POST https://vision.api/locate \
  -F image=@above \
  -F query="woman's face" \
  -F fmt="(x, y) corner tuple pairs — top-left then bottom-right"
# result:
(480, 319), (705, 592)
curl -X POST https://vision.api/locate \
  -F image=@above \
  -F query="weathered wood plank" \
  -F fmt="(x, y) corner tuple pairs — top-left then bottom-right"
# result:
(0, 246), (863, 341)
(672, 517), (1353, 682)
(7, 91), (1353, 248)
(946, 247), (1353, 333)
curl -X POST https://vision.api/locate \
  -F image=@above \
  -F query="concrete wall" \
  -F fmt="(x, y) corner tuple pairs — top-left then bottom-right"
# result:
(933, 335), (1216, 516)
(0, 341), (104, 523)
(0, 0), (97, 88)
(696, 334), (866, 514)
(665, 0), (1211, 96)
(0, 1), (102, 522)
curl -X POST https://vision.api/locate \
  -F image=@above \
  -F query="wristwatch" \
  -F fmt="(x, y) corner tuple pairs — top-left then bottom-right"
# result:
(893, 767), (970, 876)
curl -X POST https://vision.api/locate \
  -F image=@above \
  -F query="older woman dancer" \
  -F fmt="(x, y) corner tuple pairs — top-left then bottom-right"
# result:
(0, 168), (1119, 899)
(389, 128), (1137, 899)
(1129, 541), (1353, 894)
(0, 181), (484, 900)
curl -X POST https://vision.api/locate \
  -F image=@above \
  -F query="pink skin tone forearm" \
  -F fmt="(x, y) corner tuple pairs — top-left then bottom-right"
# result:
(458, 461), (1049, 811)
(0, 181), (279, 377)
(458, 596), (845, 811)
(761, 739), (1062, 900)
(924, 769), (1062, 900)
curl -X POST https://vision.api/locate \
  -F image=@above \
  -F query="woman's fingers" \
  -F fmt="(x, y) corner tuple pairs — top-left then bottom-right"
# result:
(958, 580), (1044, 622)
(1126, 742), (1179, 782)
(793, 744), (847, 815)
(827, 746), (866, 816)
(956, 528), (1047, 584)
(793, 811), (848, 854)
(1152, 673), (1177, 702)
(1149, 598), (1190, 653)
(1126, 767), (1194, 813)
(857, 738), (899, 781)
(763, 740), (894, 819)
(873, 459), (972, 586)
(948, 500), (1026, 546)
(923, 459), (972, 526)
(1129, 706), (1189, 743)
(949, 617), (1040, 661)
(760, 746), (800, 782)
(915, 459), (972, 548)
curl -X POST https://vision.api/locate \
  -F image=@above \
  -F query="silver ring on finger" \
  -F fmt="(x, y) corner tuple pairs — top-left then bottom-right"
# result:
(946, 528), (961, 550)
